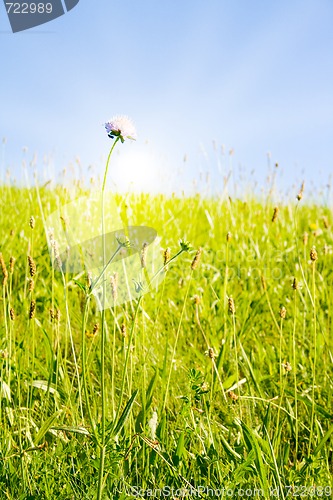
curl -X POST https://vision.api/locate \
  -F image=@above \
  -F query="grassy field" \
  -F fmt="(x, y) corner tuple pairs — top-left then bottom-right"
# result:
(0, 180), (332, 499)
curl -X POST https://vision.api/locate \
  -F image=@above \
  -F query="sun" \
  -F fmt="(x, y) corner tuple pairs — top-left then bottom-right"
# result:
(110, 146), (162, 193)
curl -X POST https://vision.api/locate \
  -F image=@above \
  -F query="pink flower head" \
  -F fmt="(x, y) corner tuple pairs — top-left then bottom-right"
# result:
(105, 115), (136, 143)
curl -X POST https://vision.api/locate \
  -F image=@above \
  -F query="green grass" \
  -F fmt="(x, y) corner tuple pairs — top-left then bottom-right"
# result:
(0, 182), (333, 499)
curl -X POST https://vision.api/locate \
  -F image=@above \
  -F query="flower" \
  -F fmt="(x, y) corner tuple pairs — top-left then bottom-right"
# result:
(105, 115), (136, 142)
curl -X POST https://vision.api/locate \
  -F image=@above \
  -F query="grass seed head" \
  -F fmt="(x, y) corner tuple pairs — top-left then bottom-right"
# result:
(163, 247), (171, 271)
(228, 296), (236, 315)
(226, 232), (232, 242)
(9, 256), (15, 274)
(110, 272), (118, 302)
(296, 181), (305, 201)
(60, 215), (69, 229)
(193, 294), (201, 305)
(322, 215), (329, 229)
(140, 242), (148, 268)
(28, 278), (34, 292)
(121, 323), (127, 338)
(229, 391), (238, 401)
(28, 256), (36, 277)
(0, 349), (8, 359)
(92, 323), (99, 336)
(0, 253), (8, 286)
(310, 246), (318, 262)
(191, 247), (202, 270)
(205, 347), (217, 360)
(29, 300), (36, 319)
(272, 207), (279, 223)
(303, 232), (309, 246)
(48, 231), (62, 269)
(292, 277), (300, 290)
(282, 361), (292, 372)
(279, 306), (287, 319)
(10, 308), (15, 321)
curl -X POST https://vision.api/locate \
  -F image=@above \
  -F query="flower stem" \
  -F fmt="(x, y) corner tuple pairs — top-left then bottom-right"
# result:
(96, 138), (120, 500)
(102, 137), (120, 192)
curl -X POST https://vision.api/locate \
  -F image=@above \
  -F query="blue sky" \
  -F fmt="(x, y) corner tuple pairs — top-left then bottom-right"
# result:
(1, 0), (333, 196)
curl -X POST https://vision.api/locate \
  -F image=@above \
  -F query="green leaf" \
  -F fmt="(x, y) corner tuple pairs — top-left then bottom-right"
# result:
(146, 369), (158, 409)
(73, 279), (87, 293)
(173, 430), (185, 466)
(135, 370), (158, 433)
(175, 430), (185, 459)
(219, 432), (242, 461)
(35, 410), (62, 445)
(32, 380), (59, 397)
(238, 420), (270, 496)
(51, 426), (90, 436)
(314, 424), (333, 456)
(285, 390), (333, 419)
(112, 389), (138, 438)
